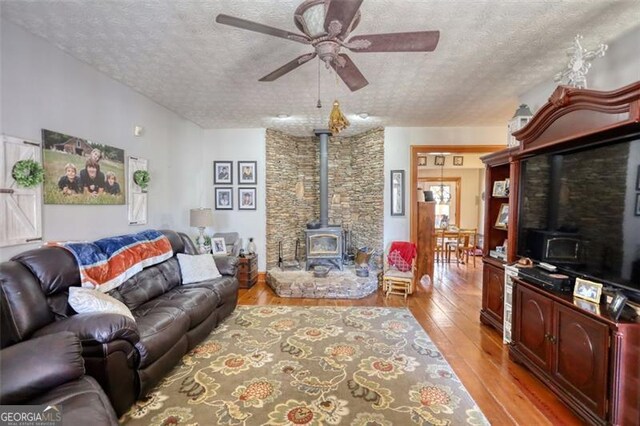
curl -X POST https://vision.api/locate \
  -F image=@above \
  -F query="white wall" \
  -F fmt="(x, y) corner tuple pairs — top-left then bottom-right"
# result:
(384, 127), (505, 247)
(0, 20), (202, 260)
(201, 129), (267, 271)
(520, 26), (640, 112)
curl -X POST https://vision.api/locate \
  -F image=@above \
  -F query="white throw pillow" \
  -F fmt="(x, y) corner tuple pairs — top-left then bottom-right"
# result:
(68, 287), (135, 321)
(177, 253), (222, 284)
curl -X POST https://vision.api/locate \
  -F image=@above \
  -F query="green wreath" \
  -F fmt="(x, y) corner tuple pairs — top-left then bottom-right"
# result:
(133, 170), (150, 190)
(12, 159), (44, 188)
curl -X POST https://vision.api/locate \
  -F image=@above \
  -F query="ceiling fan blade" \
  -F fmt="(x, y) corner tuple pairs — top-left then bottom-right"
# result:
(347, 31), (440, 52)
(330, 54), (368, 92)
(259, 53), (317, 82)
(324, 0), (363, 37)
(216, 14), (310, 44)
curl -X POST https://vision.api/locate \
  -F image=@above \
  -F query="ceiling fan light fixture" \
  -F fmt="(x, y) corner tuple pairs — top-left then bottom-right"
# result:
(299, 2), (326, 38)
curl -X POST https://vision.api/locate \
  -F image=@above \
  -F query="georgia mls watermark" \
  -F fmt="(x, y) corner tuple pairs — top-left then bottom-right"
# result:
(0, 405), (62, 426)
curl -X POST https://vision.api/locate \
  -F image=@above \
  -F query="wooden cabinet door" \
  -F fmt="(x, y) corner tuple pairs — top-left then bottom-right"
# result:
(552, 304), (609, 419)
(483, 263), (504, 323)
(514, 284), (553, 371)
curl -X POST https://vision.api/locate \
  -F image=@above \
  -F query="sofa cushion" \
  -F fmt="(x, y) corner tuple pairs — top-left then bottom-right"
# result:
(68, 287), (135, 321)
(132, 306), (189, 368)
(112, 258), (182, 310)
(31, 376), (118, 426)
(177, 253), (221, 284)
(182, 276), (238, 307)
(135, 287), (219, 328)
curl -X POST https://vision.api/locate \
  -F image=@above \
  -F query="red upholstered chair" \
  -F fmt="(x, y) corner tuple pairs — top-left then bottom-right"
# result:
(383, 241), (417, 300)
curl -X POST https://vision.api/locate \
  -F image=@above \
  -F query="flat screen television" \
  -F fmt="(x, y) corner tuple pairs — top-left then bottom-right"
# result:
(517, 137), (640, 301)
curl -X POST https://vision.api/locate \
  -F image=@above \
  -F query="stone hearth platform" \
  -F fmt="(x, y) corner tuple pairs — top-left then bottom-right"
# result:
(267, 266), (379, 299)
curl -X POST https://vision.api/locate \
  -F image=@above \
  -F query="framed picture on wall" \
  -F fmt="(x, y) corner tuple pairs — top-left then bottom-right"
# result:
(636, 193), (640, 216)
(238, 187), (256, 210)
(238, 161), (257, 184)
(434, 155), (445, 166)
(390, 170), (405, 216)
(453, 156), (464, 166)
(213, 161), (233, 185)
(215, 187), (233, 210)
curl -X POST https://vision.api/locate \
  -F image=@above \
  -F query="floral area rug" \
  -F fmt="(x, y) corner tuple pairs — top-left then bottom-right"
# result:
(120, 306), (488, 426)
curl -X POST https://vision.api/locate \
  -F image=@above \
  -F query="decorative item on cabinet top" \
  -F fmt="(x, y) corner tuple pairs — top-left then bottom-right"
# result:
(507, 104), (532, 148)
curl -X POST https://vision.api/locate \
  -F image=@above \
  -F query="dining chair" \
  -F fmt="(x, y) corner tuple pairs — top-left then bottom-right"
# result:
(457, 228), (478, 267)
(445, 228), (463, 264)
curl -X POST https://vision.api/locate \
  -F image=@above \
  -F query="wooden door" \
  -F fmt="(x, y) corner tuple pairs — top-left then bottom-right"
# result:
(482, 262), (504, 323)
(0, 135), (42, 247)
(552, 304), (609, 419)
(514, 284), (553, 371)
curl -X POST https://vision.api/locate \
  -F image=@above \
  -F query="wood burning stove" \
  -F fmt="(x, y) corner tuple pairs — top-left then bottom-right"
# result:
(305, 227), (343, 270)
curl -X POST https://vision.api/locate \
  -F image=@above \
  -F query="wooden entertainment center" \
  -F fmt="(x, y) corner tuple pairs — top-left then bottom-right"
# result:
(480, 81), (640, 425)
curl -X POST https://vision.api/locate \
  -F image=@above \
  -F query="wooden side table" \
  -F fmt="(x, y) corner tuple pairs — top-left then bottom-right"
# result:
(237, 254), (258, 289)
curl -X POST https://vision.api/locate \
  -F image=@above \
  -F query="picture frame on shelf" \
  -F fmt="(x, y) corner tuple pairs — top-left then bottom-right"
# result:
(607, 292), (628, 321)
(573, 298), (600, 315)
(213, 161), (233, 185)
(390, 170), (405, 216)
(492, 180), (507, 197)
(636, 165), (640, 190)
(211, 237), (227, 256)
(238, 161), (257, 185)
(636, 193), (640, 216)
(495, 203), (509, 229)
(453, 156), (464, 166)
(238, 187), (256, 210)
(573, 277), (603, 304)
(214, 187), (233, 210)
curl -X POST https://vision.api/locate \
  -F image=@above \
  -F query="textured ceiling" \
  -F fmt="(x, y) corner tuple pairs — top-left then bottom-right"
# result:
(3, 0), (639, 136)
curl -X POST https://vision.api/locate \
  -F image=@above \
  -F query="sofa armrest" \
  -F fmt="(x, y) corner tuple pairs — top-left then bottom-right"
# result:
(0, 332), (84, 404)
(215, 255), (239, 276)
(32, 313), (139, 346)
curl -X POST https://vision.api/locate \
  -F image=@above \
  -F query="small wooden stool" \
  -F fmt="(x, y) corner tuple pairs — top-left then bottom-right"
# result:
(384, 277), (412, 300)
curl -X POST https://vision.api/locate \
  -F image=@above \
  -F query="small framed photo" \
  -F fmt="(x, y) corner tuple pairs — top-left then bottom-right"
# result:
(238, 187), (256, 210)
(635, 193), (640, 216)
(211, 237), (227, 255)
(495, 203), (509, 229)
(434, 155), (445, 166)
(238, 161), (257, 185)
(418, 156), (427, 166)
(573, 298), (600, 315)
(453, 156), (464, 166)
(492, 180), (506, 197)
(607, 292), (628, 322)
(214, 161), (233, 185)
(214, 187), (233, 210)
(573, 277), (603, 304)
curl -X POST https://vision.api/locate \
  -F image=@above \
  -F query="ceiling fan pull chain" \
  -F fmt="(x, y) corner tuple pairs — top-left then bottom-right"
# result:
(317, 58), (322, 109)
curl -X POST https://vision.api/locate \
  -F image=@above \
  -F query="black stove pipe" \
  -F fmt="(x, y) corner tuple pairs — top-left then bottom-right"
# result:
(314, 129), (331, 228)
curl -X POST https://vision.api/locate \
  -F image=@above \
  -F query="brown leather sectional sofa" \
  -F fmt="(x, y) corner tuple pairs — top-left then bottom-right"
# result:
(0, 230), (239, 420)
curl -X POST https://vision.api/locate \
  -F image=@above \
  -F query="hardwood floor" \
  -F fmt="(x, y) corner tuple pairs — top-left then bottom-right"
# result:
(238, 262), (583, 425)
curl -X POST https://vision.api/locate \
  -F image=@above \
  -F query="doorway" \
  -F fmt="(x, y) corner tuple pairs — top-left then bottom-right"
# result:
(410, 145), (504, 244)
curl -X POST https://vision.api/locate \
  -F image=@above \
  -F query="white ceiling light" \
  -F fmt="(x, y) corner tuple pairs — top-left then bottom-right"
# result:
(277, 114), (290, 119)
(357, 112), (369, 119)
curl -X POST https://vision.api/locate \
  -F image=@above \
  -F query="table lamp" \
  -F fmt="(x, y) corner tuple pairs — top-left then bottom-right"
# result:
(190, 208), (213, 253)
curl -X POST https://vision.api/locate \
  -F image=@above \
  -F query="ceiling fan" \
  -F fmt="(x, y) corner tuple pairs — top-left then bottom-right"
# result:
(216, 0), (440, 92)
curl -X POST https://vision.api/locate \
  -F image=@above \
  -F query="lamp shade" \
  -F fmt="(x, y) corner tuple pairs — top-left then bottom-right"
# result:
(190, 208), (213, 228)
